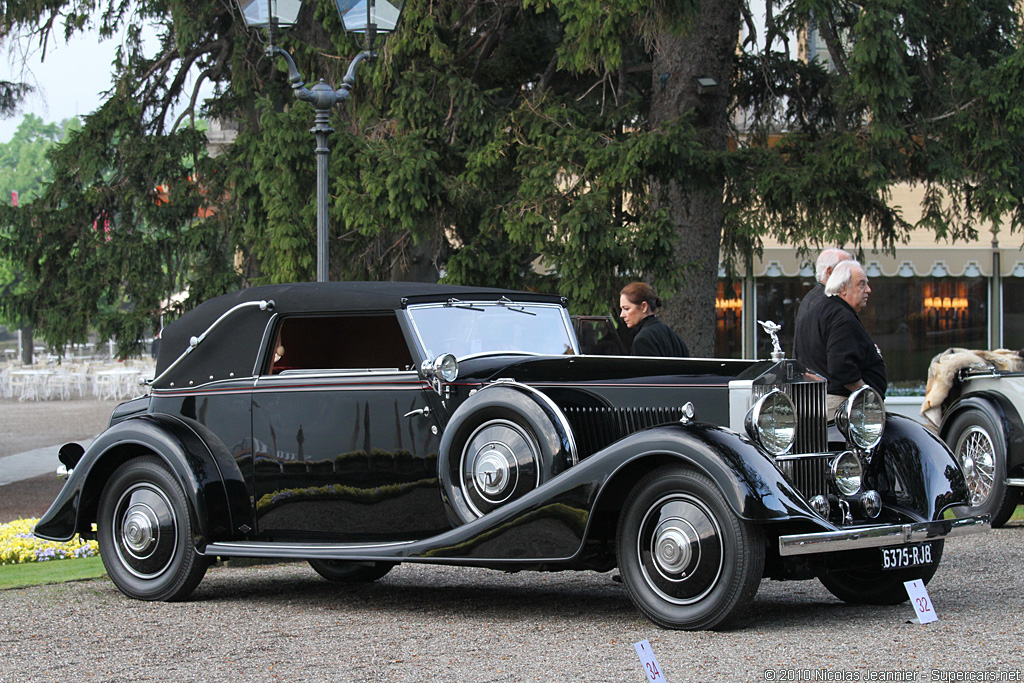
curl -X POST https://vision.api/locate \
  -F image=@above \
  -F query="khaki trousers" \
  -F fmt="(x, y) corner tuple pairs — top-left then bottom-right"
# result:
(826, 393), (848, 420)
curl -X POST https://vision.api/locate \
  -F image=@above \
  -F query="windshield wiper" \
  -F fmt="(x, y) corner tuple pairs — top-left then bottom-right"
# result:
(497, 296), (537, 315)
(445, 298), (484, 311)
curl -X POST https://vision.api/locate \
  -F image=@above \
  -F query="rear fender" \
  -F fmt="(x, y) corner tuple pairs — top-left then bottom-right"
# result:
(33, 415), (247, 548)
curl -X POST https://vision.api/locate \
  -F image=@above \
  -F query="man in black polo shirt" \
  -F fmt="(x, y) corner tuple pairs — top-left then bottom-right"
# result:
(794, 248), (851, 359)
(800, 259), (887, 416)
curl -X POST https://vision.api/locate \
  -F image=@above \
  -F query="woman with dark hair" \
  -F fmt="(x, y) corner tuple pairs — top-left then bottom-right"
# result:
(618, 282), (690, 357)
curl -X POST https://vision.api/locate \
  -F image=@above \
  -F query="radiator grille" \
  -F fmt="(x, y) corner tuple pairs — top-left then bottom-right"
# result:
(559, 379), (830, 499)
(753, 380), (827, 454)
(562, 406), (686, 459)
(776, 454), (831, 500)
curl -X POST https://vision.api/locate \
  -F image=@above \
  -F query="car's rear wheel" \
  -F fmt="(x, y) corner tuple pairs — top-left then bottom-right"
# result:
(947, 409), (1020, 528)
(97, 456), (209, 601)
(308, 559), (395, 583)
(818, 540), (944, 605)
(616, 465), (765, 631)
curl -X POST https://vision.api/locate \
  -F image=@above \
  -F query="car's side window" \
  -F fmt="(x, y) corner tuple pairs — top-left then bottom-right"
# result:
(266, 314), (414, 374)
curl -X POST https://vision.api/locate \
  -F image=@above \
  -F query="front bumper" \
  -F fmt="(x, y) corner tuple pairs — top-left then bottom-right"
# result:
(778, 515), (990, 557)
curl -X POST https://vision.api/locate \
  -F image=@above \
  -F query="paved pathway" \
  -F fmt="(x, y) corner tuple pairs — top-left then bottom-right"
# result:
(0, 398), (115, 485)
(0, 439), (96, 485)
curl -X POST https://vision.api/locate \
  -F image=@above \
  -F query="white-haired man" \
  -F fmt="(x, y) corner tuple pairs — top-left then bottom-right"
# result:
(802, 260), (887, 416)
(793, 248), (852, 360)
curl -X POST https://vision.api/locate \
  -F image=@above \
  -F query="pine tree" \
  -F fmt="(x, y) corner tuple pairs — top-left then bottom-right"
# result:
(1, 0), (1023, 356)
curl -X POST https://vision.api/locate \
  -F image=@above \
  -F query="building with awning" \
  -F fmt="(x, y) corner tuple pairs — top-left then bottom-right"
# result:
(717, 184), (1023, 388)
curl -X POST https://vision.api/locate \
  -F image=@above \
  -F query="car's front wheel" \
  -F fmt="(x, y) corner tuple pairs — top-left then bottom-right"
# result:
(616, 465), (765, 630)
(947, 409), (1020, 528)
(308, 559), (395, 583)
(818, 540), (944, 605)
(97, 456), (209, 601)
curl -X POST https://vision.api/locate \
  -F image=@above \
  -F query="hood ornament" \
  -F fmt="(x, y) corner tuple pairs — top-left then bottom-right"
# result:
(758, 320), (785, 362)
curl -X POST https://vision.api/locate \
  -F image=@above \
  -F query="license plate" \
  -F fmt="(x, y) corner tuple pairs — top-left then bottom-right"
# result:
(881, 542), (935, 570)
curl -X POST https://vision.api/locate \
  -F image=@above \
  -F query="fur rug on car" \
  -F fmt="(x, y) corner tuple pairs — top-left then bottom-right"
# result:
(920, 348), (1023, 427)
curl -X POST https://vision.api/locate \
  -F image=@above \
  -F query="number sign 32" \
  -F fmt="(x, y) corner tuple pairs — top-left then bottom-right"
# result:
(903, 579), (938, 624)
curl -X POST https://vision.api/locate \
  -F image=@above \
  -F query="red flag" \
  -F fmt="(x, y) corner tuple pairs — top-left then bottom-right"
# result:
(11, 191), (17, 206)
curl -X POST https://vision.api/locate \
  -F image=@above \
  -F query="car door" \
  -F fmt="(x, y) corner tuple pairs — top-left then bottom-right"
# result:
(250, 313), (450, 541)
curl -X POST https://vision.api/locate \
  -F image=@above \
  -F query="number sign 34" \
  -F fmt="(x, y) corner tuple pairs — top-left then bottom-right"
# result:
(634, 640), (667, 682)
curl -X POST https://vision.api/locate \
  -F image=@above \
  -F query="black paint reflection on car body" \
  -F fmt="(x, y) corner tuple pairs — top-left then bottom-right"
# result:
(35, 282), (988, 630)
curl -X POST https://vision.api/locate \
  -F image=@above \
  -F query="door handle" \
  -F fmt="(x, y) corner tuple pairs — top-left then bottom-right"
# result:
(403, 406), (431, 418)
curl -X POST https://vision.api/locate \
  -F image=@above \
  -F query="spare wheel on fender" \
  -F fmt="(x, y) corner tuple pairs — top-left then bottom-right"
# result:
(438, 382), (578, 525)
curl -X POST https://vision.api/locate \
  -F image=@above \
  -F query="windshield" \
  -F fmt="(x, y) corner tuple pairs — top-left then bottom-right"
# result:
(406, 300), (578, 360)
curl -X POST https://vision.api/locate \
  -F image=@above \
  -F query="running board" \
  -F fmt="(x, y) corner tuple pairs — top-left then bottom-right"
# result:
(203, 540), (415, 562)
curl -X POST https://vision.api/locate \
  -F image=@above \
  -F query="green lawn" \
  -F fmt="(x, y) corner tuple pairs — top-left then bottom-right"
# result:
(0, 556), (106, 591)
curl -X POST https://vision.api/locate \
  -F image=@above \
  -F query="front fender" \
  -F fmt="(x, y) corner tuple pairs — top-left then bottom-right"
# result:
(588, 422), (821, 523)
(411, 422), (823, 563)
(33, 414), (242, 547)
(874, 413), (969, 520)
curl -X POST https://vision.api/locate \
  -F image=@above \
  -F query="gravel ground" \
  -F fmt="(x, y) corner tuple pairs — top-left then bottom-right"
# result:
(2, 401), (1023, 682)
(1, 526), (1022, 681)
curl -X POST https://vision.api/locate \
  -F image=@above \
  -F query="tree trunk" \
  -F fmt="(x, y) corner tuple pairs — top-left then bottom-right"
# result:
(389, 235), (440, 283)
(20, 325), (33, 365)
(648, 0), (741, 357)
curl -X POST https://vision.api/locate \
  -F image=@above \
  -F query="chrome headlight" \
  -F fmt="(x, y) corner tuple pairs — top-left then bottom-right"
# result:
(420, 353), (458, 387)
(831, 451), (863, 496)
(744, 389), (797, 456)
(834, 386), (886, 450)
(433, 353), (459, 382)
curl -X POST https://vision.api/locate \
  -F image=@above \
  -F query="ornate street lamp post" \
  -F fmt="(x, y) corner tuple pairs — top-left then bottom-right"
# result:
(237, 0), (405, 282)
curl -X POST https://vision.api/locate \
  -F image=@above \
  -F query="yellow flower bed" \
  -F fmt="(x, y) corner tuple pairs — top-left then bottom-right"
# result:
(0, 518), (100, 565)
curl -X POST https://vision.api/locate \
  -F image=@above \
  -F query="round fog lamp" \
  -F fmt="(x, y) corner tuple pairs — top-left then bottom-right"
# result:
(832, 451), (863, 496)
(744, 389), (797, 456)
(861, 490), (882, 518)
(809, 494), (831, 519)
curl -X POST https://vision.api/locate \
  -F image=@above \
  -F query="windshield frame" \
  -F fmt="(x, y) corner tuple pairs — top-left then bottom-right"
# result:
(403, 300), (580, 361)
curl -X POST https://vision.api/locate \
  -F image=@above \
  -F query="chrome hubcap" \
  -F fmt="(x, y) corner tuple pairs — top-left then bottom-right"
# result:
(653, 523), (696, 575)
(460, 419), (540, 517)
(474, 445), (514, 498)
(957, 426), (996, 506)
(112, 483), (178, 579)
(638, 494), (724, 605)
(122, 505), (158, 555)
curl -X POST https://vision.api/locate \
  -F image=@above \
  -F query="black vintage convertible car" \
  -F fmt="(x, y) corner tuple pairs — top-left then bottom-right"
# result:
(35, 282), (988, 630)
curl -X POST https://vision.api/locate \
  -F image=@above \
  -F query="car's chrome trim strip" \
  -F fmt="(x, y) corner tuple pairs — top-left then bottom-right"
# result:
(202, 540), (415, 558)
(778, 515), (990, 556)
(1005, 478), (1024, 487)
(151, 375), (428, 397)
